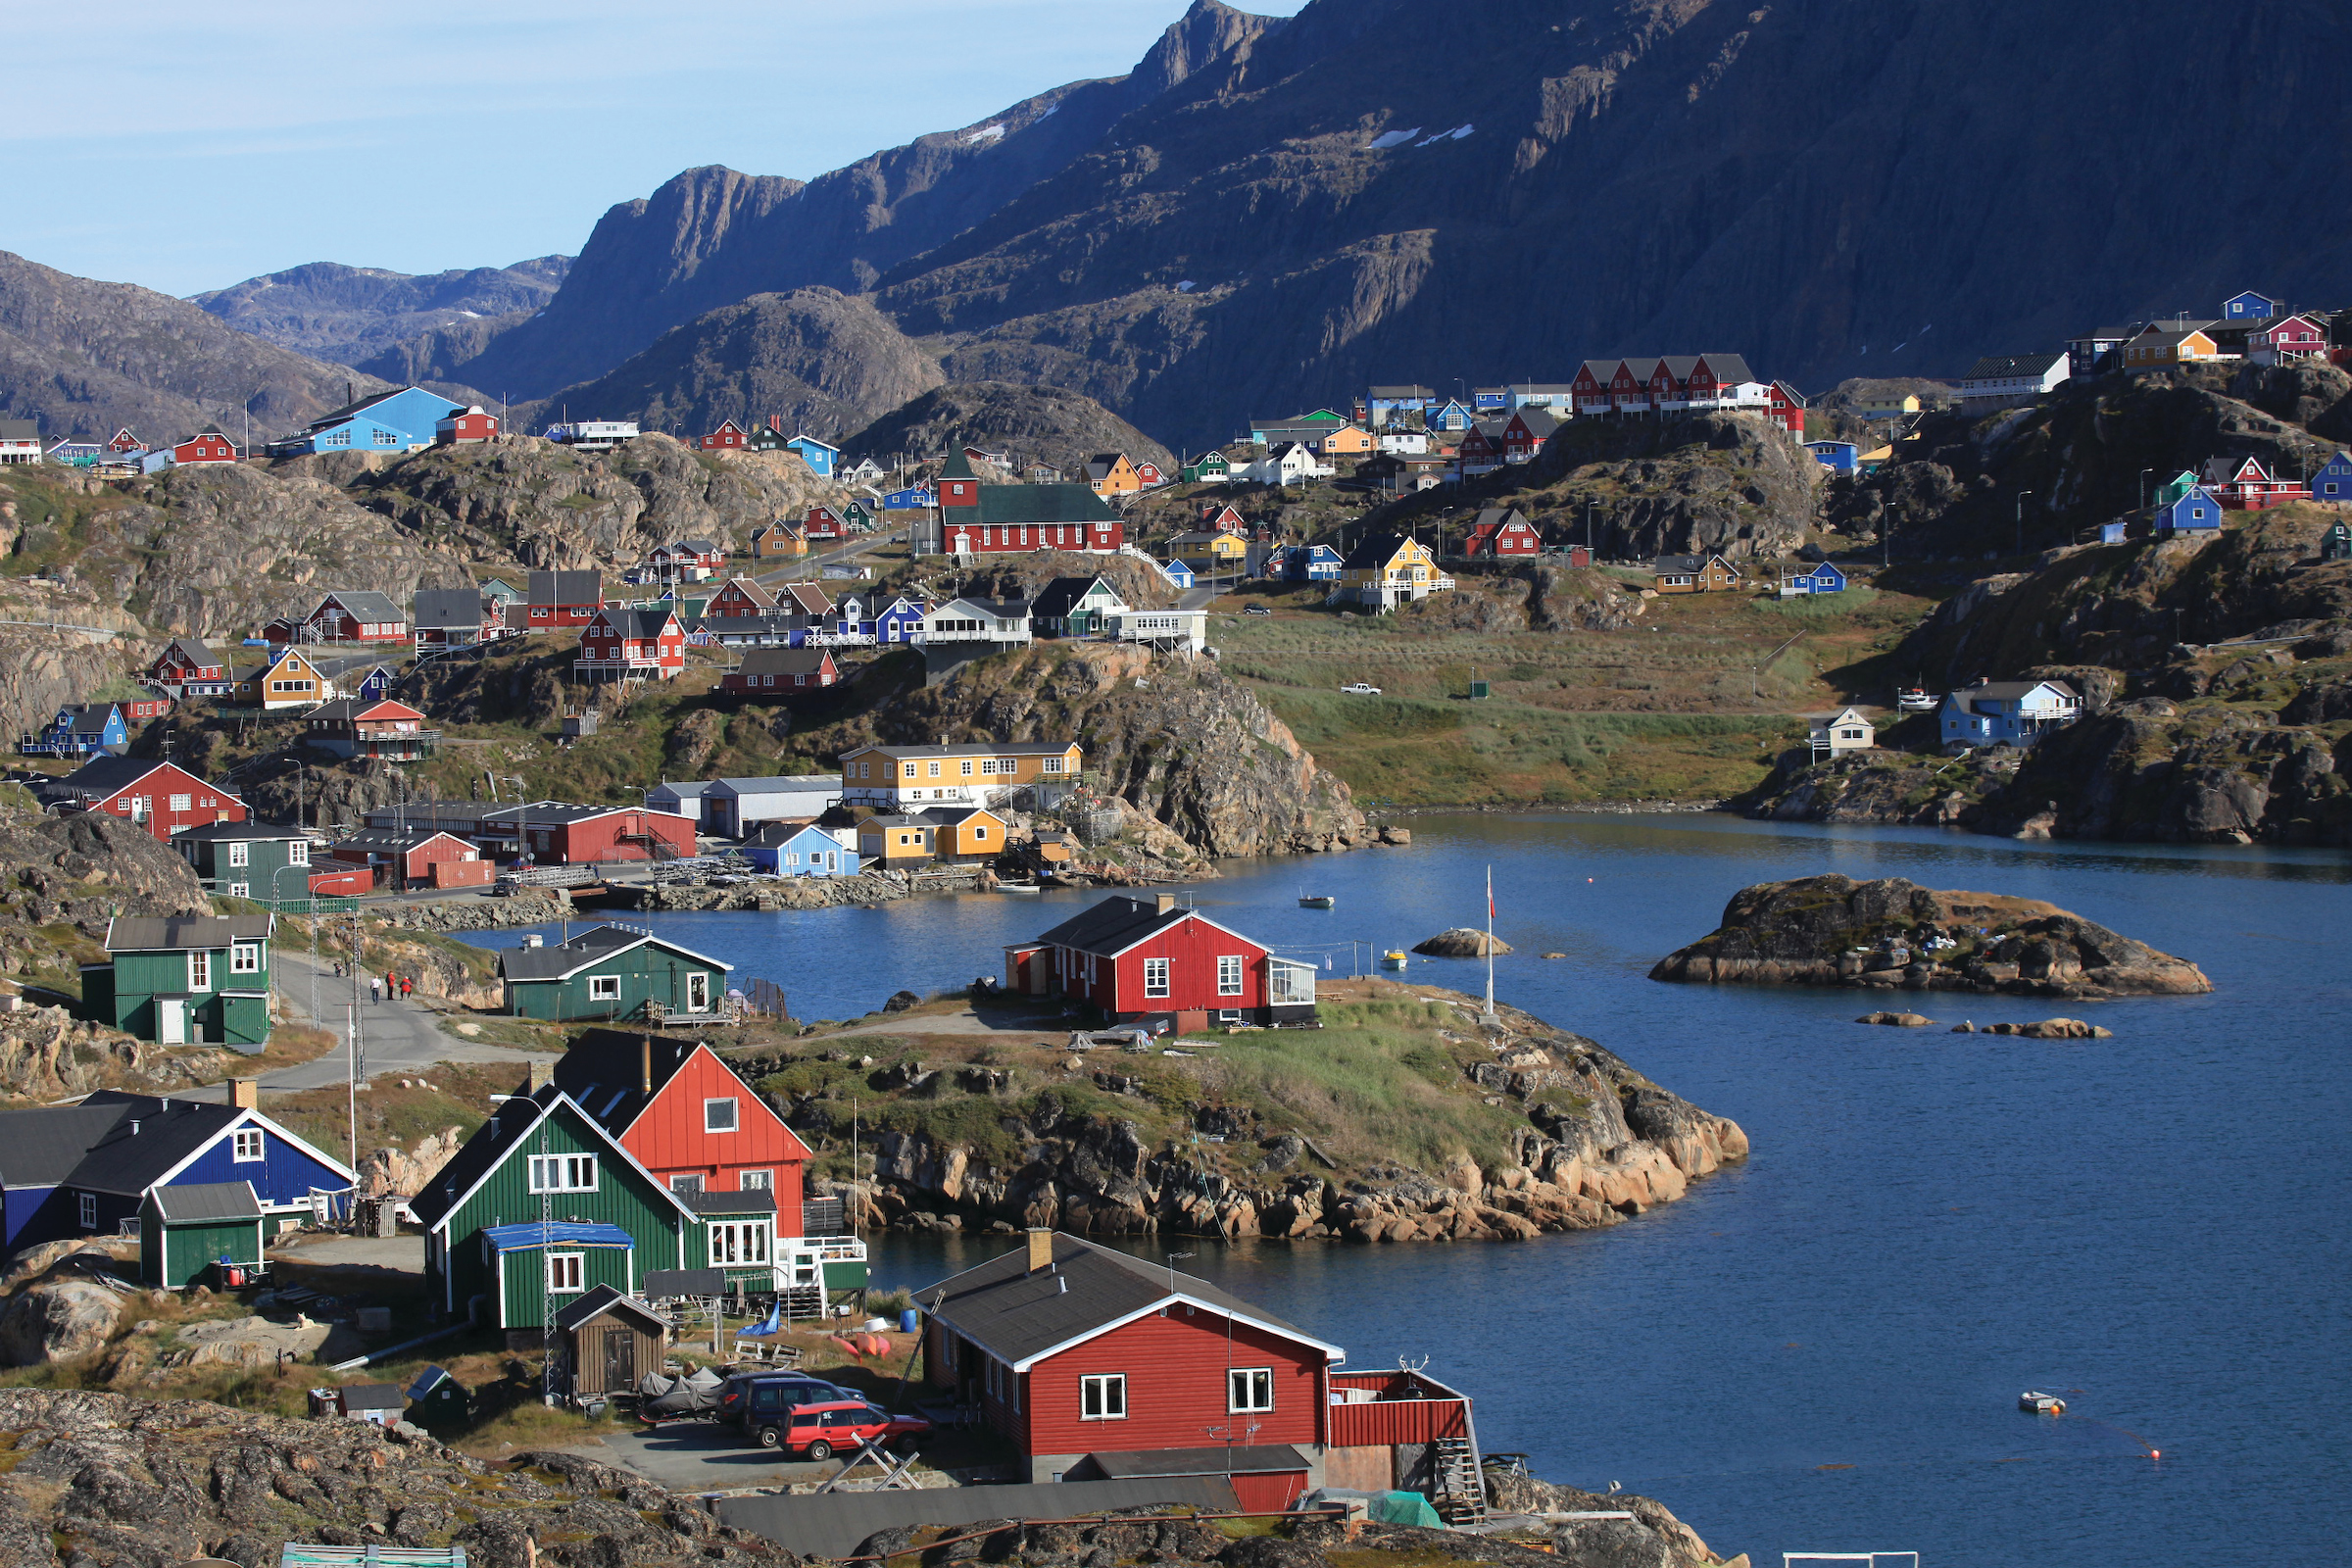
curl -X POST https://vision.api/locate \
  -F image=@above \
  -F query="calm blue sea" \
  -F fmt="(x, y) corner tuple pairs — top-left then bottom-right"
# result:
(462, 815), (2352, 1567)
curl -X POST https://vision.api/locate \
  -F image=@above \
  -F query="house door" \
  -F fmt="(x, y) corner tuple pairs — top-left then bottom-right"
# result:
(687, 973), (710, 1012)
(603, 1328), (636, 1391)
(157, 998), (185, 1045)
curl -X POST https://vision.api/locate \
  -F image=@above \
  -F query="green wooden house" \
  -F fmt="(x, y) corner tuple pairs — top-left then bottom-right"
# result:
(2323, 521), (2351, 563)
(1181, 451), (1233, 482)
(497, 924), (733, 1022)
(2154, 469), (2201, 509)
(841, 499), (875, 530)
(140, 1180), (265, 1287)
(412, 1082), (702, 1330)
(1032, 576), (1129, 638)
(83, 914), (273, 1049)
(172, 821), (315, 902)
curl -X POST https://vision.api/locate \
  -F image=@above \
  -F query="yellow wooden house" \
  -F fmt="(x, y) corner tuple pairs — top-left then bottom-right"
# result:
(1337, 531), (1450, 611)
(234, 647), (330, 710)
(2124, 326), (2222, 371)
(1085, 453), (1144, 500)
(1317, 423), (1376, 457)
(1166, 528), (1250, 573)
(751, 521), (808, 560)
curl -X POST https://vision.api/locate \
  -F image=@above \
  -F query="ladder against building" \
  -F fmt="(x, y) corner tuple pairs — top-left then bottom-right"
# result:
(1433, 1435), (1489, 1525)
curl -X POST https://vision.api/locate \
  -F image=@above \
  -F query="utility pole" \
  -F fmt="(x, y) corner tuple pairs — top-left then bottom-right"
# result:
(2016, 491), (2034, 558)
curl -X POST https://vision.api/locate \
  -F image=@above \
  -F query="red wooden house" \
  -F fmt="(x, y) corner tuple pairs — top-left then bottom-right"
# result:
(1203, 505), (1247, 533)
(803, 505), (846, 542)
(2199, 455), (2308, 510)
(1767, 380), (1808, 435)
(270, 591), (408, 644)
(2248, 314), (2328, 364)
(706, 576), (779, 619)
(649, 539), (724, 579)
(1005, 895), (1316, 1029)
(527, 569), (605, 628)
(921, 1231), (1345, 1496)
(1571, 360), (1615, 416)
(106, 428), (144, 454)
(701, 419), (751, 452)
(1135, 462), (1165, 487)
(1453, 424), (1504, 476)
(172, 429), (238, 465)
(722, 647), (838, 695)
(47, 758), (244, 841)
(303, 697), (434, 760)
(326, 828), (486, 890)
(553, 1031), (811, 1224)
(1460, 508), (1542, 558)
(433, 407), (500, 445)
(1500, 410), (1557, 463)
(575, 606), (686, 681)
(122, 693), (173, 722)
(146, 638), (232, 698)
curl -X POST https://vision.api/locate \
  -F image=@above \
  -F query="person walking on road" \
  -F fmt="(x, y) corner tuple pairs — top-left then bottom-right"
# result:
(399, 975), (414, 1001)
(369, 976), (382, 1004)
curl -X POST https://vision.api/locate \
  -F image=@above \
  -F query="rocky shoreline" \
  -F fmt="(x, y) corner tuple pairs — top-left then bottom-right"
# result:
(1650, 873), (2211, 999)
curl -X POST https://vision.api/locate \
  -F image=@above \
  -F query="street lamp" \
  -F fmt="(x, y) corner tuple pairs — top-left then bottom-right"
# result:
(2015, 491), (2034, 558)
(2138, 467), (2154, 514)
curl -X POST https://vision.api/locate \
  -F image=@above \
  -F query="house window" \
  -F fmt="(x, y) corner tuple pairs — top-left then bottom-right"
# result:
(705, 1097), (739, 1133)
(740, 1169), (773, 1191)
(227, 842), (250, 868)
(1144, 957), (1170, 999)
(78, 1193), (97, 1229)
(1229, 1368), (1275, 1412)
(230, 942), (260, 974)
(1043, 758), (1064, 774)
(1080, 1374), (1126, 1419)
(547, 1252), (584, 1293)
(709, 1219), (770, 1265)
(232, 1128), (264, 1161)
(927, 762), (941, 777)
(588, 975), (620, 1002)
(670, 1174), (705, 1197)
(528, 1154), (598, 1193)
(1217, 956), (1245, 996)
(228, 882), (250, 898)
(189, 951), (211, 991)
(688, 973), (710, 1011)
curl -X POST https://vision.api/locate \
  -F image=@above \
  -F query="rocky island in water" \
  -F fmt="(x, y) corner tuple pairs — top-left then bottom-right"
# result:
(1649, 874), (2211, 999)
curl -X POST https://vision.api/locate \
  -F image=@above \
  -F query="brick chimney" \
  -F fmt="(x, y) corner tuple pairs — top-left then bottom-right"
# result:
(1155, 894), (1176, 914)
(1026, 1227), (1054, 1274)
(228, 1078), (259, 1110)
(527, 1059), (553, 1093)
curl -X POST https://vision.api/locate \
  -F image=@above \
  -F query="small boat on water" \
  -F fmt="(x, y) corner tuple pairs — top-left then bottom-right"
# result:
(998, 882), (1043, 895)
(1298, 894), (1337, 908)
(1897, 686), (1938, 711)
(1380, 949), (1409, 971)
(2019, 1391), (2066, 1414)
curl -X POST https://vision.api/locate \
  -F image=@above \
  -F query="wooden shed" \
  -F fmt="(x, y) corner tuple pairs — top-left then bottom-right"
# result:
(554, 1283), (667, 1398)
(139, 1180), (265, 1288)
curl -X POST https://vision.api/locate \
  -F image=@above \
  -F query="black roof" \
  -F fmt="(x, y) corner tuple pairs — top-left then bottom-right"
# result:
(336, 1384), (409, 1410)
(0, 1102), (138, 1188)
(412, 588), (488, 628)
(529, 569), (604, 606)
(1652, 554), (1733, 574)
(61, 1092), (250, 1198)
(56, 757), (212, 799)
(1962, 353), (2069, 380)
(106, 915), (273, 954)
(1338, 531), (1415, 570)
(920, 1232), (1322, 1369)
(1031, 895), (1191, 958)
(410, 1084), (556, 1227)
(172, 821), (307, 844)
(551, 1282), (667, 1334)
(1031, 576), (1115, 619)
(687, 1187), (777, 1216)
(149, 1180), (263, 1222)
(497, 925), (730, 983)
(602, 606), (680, 638)
(736, 647), (833, 677)
(551, 1029), (703, 1136)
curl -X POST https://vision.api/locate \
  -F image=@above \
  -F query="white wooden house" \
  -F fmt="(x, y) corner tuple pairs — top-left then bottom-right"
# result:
(1808, 708), (1876, 759)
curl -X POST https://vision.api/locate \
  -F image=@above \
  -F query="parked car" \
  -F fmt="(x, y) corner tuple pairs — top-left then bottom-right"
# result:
(1243, 605), (1272, 615)
(717, 1372), (855, 1432)
(1340, 682), (1382, 695)
(757, 1399), (933, 1459)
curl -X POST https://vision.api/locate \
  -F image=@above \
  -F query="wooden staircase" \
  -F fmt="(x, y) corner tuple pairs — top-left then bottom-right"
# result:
(1432, 1436), (1489, 1525)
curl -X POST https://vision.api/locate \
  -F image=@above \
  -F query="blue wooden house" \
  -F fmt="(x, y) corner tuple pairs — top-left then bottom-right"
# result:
(783, 434), (839, 479)
(19, 702), (130, 759)
(1157, 558), (1197, 590)
(2157, 486), (2225, 535)
(742, 821), (860, 876)
(1274, 543), (1344, 581)
(1784, 562), (1848, 595)
(1472, 387), (1510, 412)
(0, 1088), (353, 1249)
(1426, 398), (1476, 432)
(872, 598), (928, 645)
(1938, 678), (2083, 750)
(881, 485), (935, 511)
(1804, 440), (1860, 475)
(2312, 451), (2352, 505)
(2223, 290), (2282, 320)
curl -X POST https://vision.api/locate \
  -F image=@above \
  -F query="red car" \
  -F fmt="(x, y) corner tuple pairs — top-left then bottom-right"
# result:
(758, 1399), (932, 1459)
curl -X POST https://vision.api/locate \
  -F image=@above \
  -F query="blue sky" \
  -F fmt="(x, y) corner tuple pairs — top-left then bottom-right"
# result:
(4, 0), (1308, 299)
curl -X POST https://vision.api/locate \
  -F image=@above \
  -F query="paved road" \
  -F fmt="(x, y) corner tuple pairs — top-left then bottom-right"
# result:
(750, 530), (903, 589)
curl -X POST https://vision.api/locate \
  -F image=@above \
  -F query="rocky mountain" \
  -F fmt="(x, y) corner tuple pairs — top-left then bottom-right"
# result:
(462, 0), (2352, 447)
(0, 249), (389, 445)
(437, 1), (1286, 401)
(844, 380), (1176, 475)
(191, 256), (568, 366)
(514, 288), (944, 444)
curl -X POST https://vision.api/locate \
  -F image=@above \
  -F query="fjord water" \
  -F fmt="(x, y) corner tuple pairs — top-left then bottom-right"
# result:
(466, 816), (2352, 1566)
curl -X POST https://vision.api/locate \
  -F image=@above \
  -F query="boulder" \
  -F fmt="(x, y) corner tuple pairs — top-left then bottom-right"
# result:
(882, 989), (922, 1013)
(0, 1276), (123, 1364)
(1959, 1017), (2114, 1039)
(1856, 1011), (1936, 1027)
(1413, 928), (1513, 956)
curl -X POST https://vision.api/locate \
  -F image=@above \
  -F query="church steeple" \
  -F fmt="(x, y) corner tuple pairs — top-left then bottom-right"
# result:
(939, 440), (979, 510)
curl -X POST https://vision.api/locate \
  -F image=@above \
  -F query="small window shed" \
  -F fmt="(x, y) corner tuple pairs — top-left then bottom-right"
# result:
(139, 1180), (265, 1288)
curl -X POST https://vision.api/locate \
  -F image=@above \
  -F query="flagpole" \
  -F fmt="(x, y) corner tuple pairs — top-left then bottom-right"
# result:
(1482, 864), (1498, 1024)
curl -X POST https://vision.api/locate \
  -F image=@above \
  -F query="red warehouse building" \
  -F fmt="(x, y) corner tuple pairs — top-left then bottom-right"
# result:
(46, 759), (244, 841)
(326, 828), (486, 891)
(363, 801), (698, 864)
(1005, 895), (1317, 1029)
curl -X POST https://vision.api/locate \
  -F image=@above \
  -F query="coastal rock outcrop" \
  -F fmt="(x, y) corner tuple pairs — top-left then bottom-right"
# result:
(1414, 928), (1511, 956)
(1650, 874), (2211, 999)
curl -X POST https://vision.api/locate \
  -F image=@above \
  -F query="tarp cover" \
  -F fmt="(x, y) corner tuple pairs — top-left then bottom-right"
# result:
(1370, 1491), (1445, 1528)
(716, 1476), (1242, 1559)
(481, 1221), (634, 1252)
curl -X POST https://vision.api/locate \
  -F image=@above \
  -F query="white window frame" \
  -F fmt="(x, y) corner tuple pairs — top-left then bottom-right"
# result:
(78, 1193), (98, 1229)
(527, 1153), (598, 1194)
(188, 951), (211, 992)
(227, 882), (250, 899)
(739, 1168), (773, 1191)
(708, 1218), (771, 1266)
(288, 840), (310, 866)
(547, 1252), (584, 1293)
(1144, 957), (1170, 999)
(1080, 1373), (1126, 1420)
(227, 842), (250, 868)
(232, 1128), (264, 1162)
(1217, 955), (1245, 996)
(687, 972), (710, 1012)
(1229, 1367), (1275, 1412)
(230, 942), (260, 975)
(704, 1097), (739, 1133)
(587, 975), (621, 1002)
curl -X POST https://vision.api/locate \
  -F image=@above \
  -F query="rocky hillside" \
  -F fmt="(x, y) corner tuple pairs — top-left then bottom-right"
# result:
(1367, 411), (1823, 564)
(192, 256), (569, 367)
(1649, 873), (2210, 999)
(0, 248), (388, 444)
(517, 288), (946, 445)
(845, 381), (1176, 475)
(0, 1390), (792, 1568)
(790, 641), (1365, 858)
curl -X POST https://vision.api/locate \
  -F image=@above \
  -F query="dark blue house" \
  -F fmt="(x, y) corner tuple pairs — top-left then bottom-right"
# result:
(882, 485), (934, 511)
(1803, 440), (1860, 476)
(2157, 487), (2225, 535)
(2222, 290), (2282, 321)
(872, 597), (928, 645)
(1276, 544), (1344, 581)
(18, 703), (129, 760)
(2312, 450), (2352, 505)
(0, 1088), (354, 1249)
(349, 665), (398, 703)
(1785, 562), (1848, 595)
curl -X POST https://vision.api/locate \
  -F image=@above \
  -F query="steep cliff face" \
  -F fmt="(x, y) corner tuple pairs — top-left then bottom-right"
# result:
(844, 381), (1175, 476)
(516, 288), (945, 444)
(0, 248), (387, 442)
(791, 641), (1364, 857)
(190, 256), (568, 367)
(446, 2), (1288, 399)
